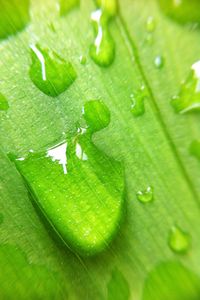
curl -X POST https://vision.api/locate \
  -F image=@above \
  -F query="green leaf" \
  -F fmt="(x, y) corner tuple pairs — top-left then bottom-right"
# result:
(0, 0), (200, 299)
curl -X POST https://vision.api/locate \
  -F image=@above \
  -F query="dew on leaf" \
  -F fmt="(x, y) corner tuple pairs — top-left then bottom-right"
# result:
(82, 99), (111, 132)
(29, 44), (77, 97)
(90, 0), (117, 67)
(0, 0), (30, 39)
(146, 16), (156, 33)
(142, 261), (200, 300)
(79, 55), (87, 65)
(0, 93), (9, 111)
(46, 142), (67, 174)
(171, 60), (200, 113)
(59, 0), (79, 16)
(168, 225), (190, 254)
(130, 86), (147, 117)
(107, 268), (130, 300)
(190, 140), (200, 161)
(95, 0), (118, 17)
(14, 100), (125, 256)
(154, 55), (164, 69)
(0, 244), (63, 298)
(158, 0), (200, 25)
(136, 186), (153, 203)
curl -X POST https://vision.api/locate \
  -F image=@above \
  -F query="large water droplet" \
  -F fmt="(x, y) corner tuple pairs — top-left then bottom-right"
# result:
(0, 93), (9, 111)
(90, 1), (117, 67)
(154, 55), (164, 69)
(0, 0), (30, 39)
(136, 186), (153, 203)
(142, 261), (200, 300)
(29, 44), (77, 97)
(158, 0), (200, 25)
(59, 0), (79, 15)
(107, 269), (130, 300)
(13, 100), (125, 256)
(190, 140), (200, 160)
(171, 61), (200, 113)
(168, 225), (190, 254)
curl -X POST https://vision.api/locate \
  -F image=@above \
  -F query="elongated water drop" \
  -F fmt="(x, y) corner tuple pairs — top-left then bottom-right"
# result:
(154, 55), (164, 69)
(0, 0), (29, 39)
(171, 61), (200, 113)
(168, 225), (190, 254)
(14, 100), (125, 256)
(158, 0), (200, 25)
(0, 93), (9, 111)
(29, 44), (77, 97)
(136, 186), (153, 203)
(190, 140), (200, 160)
(59, 0), (79, 15)
(130, 85), (147, 117)
(142, 261), (200, 300)
(90, 0), (117, 67)
(79, 55), (87, 65)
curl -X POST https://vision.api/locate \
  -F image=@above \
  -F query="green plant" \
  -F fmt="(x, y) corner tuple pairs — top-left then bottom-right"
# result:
(0, 0), (200, 299)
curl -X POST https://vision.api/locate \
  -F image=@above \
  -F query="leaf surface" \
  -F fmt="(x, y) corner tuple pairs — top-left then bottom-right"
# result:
(0, 0), (200, 299)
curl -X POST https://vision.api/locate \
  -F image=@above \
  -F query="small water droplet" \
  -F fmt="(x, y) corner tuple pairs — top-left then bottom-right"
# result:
(90, 2), (116, 67)
(59, 0), (79, 15)
(146, 16), (156, 32)
(168, 225), (190, 254)
(190, 140), (200, 160)
(79, 55), (87, 65)
(154, 55), (164, 69)
(130, 86), (147, 117)
(29, 44), (77, 97)
(171, 60), (200, 113)
(136, 186), (153, 203)
(0, 0), (30, 39)
(82, 99), (111, 132)
(0, 93), (9, 111)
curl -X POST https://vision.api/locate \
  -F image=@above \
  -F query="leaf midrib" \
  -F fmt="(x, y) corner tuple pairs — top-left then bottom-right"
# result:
(116, 11), (200, 208)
